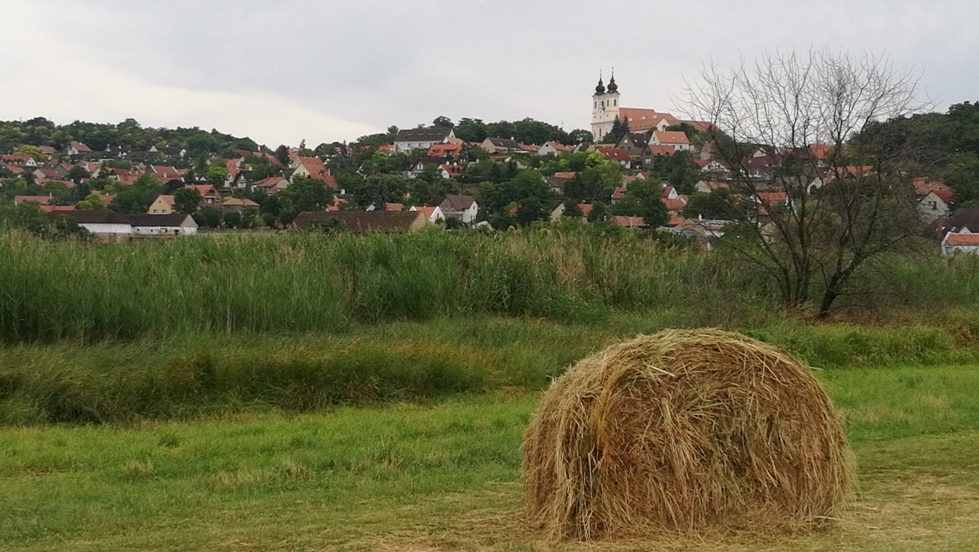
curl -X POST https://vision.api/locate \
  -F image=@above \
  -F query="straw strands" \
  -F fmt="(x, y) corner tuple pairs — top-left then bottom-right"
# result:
(521, 329), (855, 540)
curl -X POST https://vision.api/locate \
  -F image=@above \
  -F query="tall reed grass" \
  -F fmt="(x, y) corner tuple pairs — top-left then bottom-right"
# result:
(0, 227), (763, 342)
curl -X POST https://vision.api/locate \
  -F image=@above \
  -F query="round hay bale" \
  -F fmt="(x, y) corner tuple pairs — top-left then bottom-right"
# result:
(521, 329), (854, 540)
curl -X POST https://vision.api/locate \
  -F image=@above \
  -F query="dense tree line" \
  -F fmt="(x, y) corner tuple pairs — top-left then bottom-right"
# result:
(858, 101), (979, 205)
(0, 117), (259, 158)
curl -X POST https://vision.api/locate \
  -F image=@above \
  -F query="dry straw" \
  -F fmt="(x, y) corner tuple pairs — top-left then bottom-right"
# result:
(521, 329), (855, 540)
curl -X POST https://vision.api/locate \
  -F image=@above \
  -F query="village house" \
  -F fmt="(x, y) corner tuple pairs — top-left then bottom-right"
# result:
(130, 214), (199, 236)
(219, 197), (260, 214)
(290, 156), (338, 189)
(537, 141), (575, 157)
(147, 195), (175, 214)
(649, 130), (690, 152)
(912, 178), (955, 223)
(65, 141), (93, 156)
(438, 194), (479, 224)
(184, 184), (220, 206)
(251, 176), (290, 194)
(942, 228), (979, 255)
(479, 137), (522, 155)
(393, 127), (455, 154)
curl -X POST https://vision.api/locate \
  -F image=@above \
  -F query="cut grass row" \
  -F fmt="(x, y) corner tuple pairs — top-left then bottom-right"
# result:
(2, 364), (979, 551)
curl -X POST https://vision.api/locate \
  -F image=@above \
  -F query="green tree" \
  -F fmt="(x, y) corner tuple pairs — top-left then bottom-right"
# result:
(205, 162), (229, 186)
(173, 187), (202, 214)
(569, 129), (593, 144)
(278, 176), (334, 225)
(681, 189), (740, 220)
(193, 206), (222, 228)
(612, 180), (668, 227)
(75, 193), (105, 211)
(108, 174), (160, 214)
(274, 145), (290, 167)
(945, 152), (979, 206)
(432, 116), (454, 129)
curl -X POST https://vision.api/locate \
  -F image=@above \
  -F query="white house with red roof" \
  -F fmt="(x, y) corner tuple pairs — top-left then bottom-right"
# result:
(414, 205), (445, 223)
(597, 147), (632, 169)
(1, 155), (38, 168)
(650, 131), (690, 152)
(538, 141), (575, 156)
(942, 228), (979, 255)
(912, 178), (954, 223)
(65, 142), (93, 156)
(291, 156), (338, 189)
(184, 184), (220, 206)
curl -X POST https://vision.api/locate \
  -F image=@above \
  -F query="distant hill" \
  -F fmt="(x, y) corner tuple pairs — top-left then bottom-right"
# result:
(0, 117), (261, 159)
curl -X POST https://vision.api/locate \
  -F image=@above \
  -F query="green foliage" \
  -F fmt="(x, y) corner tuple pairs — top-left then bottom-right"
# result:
(277, 176), (334, 224)
(450, 117), (572, 145)
(75, 193), (105, 211)
(205, 163), (229, 186)
(682, 189), (740, 219)
(192, 206), (222, 228)
(108, 174), (161, 214)
(477, 169), (554, 226)
(0, 117), (257, 157)
(649, 150), (700, 194)
(611, 179), (669, 227)
(173, 187), (202, 214)
(945, 152), (979, 206)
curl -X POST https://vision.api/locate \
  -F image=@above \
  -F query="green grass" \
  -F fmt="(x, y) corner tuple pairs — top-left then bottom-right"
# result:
(2, 363), (979, 551)
(3, 316), (979, 426)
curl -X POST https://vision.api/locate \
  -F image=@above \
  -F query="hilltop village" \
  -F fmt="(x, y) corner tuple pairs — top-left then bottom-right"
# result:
(0, 75), (974, 253)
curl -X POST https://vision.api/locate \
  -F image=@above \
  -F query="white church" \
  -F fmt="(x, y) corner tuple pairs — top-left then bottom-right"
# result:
(591, 72), (705, 141)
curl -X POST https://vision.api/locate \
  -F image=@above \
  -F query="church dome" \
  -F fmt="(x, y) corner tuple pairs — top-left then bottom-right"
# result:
(595, 76), (606, 94)
(607, 73), (618, 93)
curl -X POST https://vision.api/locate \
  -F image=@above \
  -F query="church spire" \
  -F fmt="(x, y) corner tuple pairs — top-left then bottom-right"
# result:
(595, 71), (606, 94)
(607, 68), (618, 93)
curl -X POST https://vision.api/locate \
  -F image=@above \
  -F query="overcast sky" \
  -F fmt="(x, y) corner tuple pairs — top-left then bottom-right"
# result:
(3, 1), (975, 148)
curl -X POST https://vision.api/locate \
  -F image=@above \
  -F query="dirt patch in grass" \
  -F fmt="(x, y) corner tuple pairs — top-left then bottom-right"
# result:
(337, 472), (979, 552)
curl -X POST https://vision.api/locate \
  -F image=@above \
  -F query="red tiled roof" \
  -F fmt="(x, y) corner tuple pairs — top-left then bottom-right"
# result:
(647, 145), (675, 157)
(440, 164), (463, 177)
(427, 143), (462, 157)
(619, 108), (681, 132)
(653, 131), (689, 145)
(40, 205), (76, 213)
(598, 147), (630, 161)
(296, 156), (338, 189)
(756, 192), (788, 205)
(186, 184), (219, 198)
(14, 195), (53, 205)
(611, 215), (646, 228)
(945, 233), (979, 246)
(912, 178), (954, 202)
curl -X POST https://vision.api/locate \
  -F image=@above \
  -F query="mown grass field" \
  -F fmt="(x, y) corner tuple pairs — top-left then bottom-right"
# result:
(2, 363), (979, 552)
(4, 228), (979, 550)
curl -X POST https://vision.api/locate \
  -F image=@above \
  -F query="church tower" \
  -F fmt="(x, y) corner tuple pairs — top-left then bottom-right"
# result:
(591, 70), (621, 142)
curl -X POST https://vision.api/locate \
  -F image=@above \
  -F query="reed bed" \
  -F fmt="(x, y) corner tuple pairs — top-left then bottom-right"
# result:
(0, 228), (746, 343)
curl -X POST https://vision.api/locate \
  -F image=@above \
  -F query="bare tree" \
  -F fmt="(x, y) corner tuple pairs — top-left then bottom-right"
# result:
(684, 49), (928, 317)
